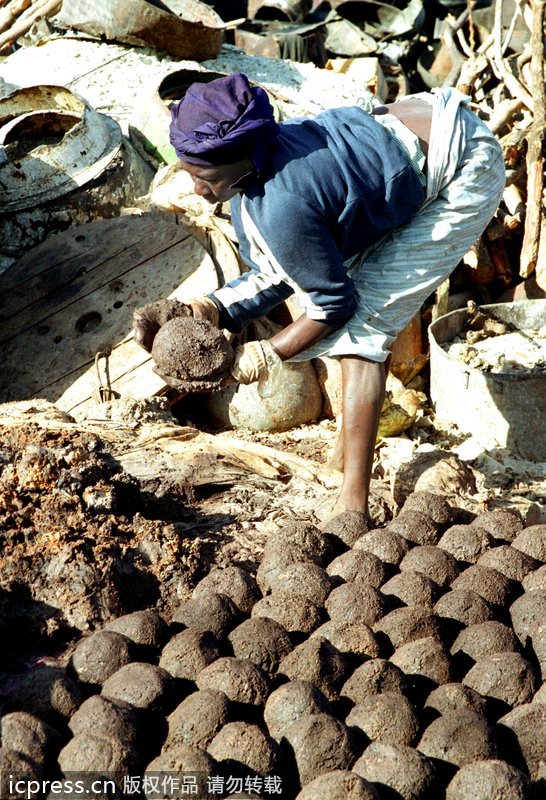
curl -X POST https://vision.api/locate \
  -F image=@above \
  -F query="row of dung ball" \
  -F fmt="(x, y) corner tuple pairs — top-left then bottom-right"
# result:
(2, 492), (545, 799)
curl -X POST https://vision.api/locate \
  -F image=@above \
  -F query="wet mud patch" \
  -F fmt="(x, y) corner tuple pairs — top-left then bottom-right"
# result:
(0, 423), (227, 670)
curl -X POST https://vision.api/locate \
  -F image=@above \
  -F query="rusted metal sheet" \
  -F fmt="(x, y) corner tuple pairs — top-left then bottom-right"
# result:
(56, 0), (224, 61)
(0, 85), (153, 262)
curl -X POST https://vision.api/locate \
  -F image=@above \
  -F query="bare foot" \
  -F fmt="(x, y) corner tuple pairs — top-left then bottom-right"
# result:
(318, 491), (369, 530)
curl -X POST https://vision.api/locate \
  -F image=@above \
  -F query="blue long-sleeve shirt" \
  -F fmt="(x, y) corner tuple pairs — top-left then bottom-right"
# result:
(211, 105), (425, 332)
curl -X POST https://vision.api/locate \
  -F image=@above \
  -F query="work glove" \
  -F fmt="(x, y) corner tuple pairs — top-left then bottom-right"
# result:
(231, 340), (281, 385)
(133, 297), (219, 352)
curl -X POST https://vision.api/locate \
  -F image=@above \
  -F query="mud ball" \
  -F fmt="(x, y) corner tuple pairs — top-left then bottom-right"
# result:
(295, 770), (381, 800)
(1, 712), (61, 768)
(445, 759), (532, 800)
(58, 732), (139, 774)
(172, 592), (242, 639)
(159, 628), (222, 681)
(310, 621), (380, 661)
(165, 690), (230, 751)
(321, 511), (369, 548)
(354, 528), (411, 566)
(533, 683), (546, 703)
(69, 631), (133, 687)
(69, 695), (143, 748)
(418, 709), (499, 767)
(373, 607), (443, 650)
(278, 637), (349, 701)
(6, 667), (82, 726)
(451, 564), (517, 607)
(498, 702), (546, 780)
(400, 545), (460, 587)
(390, 636), (453, 687)
(434, 589), (495, 628)
(151, 316), (234, 390)
(353, 742), (437, 800)
(265, 563), (333, 607)
(451, 621), (520, 664)
(251, 591), (323, 635)
(326, 550), (389, 589)
(438, 524), (494, 564)
(402, 491), (454, 527)
(510, 589), (546, 645)
(386, 511), (441, 546)
(478, 545), (540, 582)
(512, 524), (546, 561)
(101, 662), (175, 713)
(522, 565), (546, 592)
(196, 657), (269, 706)
(470, 509), (523, 543)
(463, 652), (538, 707)
(104, 609), (168, 651)
(256, 543), (323, 595)
(325, 582), (389, 627)
(263, 681), (332, 741)
(341, 659), (409, 704)
(424, 683), (487, 718)
(228, 617), (293, 674)
(144, 745), (217, 797)
(282, 712), (357, 786)
(263, 521), (335, 564)
(207, 722), (281, 775)
(192, 566), (261, 614)
(346, 691), (420, 747)
(381, 571), (441, 610)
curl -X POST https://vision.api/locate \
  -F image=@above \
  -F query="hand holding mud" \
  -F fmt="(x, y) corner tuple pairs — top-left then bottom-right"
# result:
(230, 340), (281, 385)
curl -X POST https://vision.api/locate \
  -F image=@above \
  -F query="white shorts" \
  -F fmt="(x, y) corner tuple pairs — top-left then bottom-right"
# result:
(289, 90), (506, 363)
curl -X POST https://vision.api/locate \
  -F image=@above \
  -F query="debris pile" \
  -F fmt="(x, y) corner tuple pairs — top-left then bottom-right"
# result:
(2, 493), (545, 799)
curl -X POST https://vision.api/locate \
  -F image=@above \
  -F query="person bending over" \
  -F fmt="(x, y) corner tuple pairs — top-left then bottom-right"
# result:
(134, 72), (505, 522)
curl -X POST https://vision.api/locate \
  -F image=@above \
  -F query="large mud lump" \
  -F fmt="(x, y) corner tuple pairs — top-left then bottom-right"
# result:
(498, 702), (546, 780)
(381, 571), (441, 610)
(511, 524), (546, 561)
(434, 589), (494, 628)
(478, 545), (539, 582)
(104, 610), (168, 650)
(386, 511), (441, 546)
(151, 316), (234, 391)
(400, 545), (460, 586)
(326, 582), (388, 627)
(451, 564), (517, 607)
(402, 491), (454, 526)
(0, 711), (61, 768)
(470, 510), (523, 542)
(172, 592), (242, 639)
(424, 683), (487, 718)
(438, 525), (494, 564)
(326, 550), (388, 589)
(68, 695), (144, 748)
(373, 606), (443, 650)
(390, 636), (453, 687)
(451, 620), (520, 662)
(265, 562), (333, 607)
(321, 511), (369, 548)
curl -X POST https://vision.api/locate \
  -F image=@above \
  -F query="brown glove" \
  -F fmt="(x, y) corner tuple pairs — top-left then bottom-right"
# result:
(231, 340), (281, 385)
(187, 297), (220, 327)
(132, 299), (191, 353)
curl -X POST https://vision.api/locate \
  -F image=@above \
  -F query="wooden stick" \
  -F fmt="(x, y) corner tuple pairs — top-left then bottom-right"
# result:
(0, 0), (59, 50)
(0, 0), (30, 35)
(520, 0), (546, 278)
(490, 0), (534, 110)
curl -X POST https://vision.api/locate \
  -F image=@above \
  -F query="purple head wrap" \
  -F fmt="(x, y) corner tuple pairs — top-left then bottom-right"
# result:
(169, 72), (279, 166)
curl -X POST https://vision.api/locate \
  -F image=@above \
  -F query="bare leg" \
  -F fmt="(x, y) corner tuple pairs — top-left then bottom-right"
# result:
(326, 355), (386, 519)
